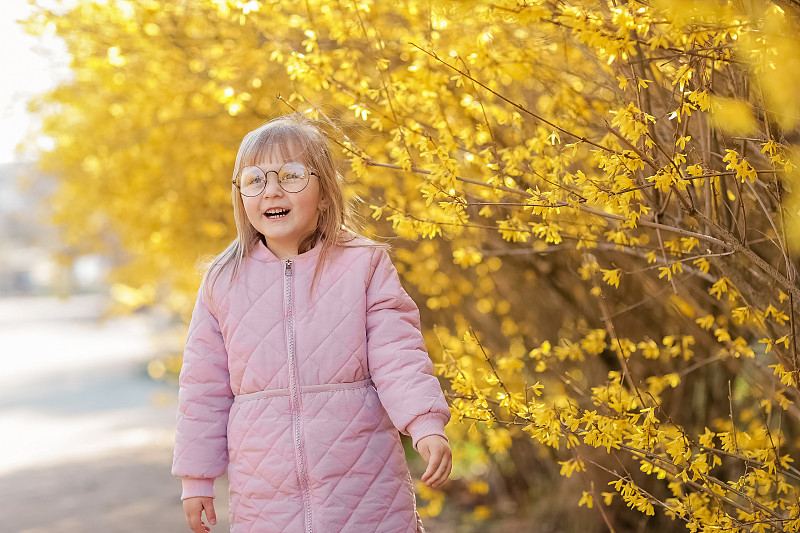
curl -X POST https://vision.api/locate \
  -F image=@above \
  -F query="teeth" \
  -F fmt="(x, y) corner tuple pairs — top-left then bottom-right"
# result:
(265, 209), (290, 218)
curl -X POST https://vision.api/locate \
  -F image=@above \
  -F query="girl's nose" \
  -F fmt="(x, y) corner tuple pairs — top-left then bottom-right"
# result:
(262, 174), (284, 197)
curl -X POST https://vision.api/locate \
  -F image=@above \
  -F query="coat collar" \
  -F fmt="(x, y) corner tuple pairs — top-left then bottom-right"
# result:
(250, 236), (323, 263)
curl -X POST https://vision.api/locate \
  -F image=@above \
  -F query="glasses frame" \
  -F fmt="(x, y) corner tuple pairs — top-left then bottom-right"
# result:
(232, 162), (318, 196)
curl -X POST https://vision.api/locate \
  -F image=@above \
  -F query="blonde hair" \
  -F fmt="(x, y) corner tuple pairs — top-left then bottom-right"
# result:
(203, 113), (374, 305)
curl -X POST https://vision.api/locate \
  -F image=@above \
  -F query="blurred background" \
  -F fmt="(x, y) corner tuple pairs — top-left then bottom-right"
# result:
(0, 2), (202, 532)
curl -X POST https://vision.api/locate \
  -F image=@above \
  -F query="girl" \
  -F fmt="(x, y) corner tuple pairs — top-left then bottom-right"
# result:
(172, 114), (452, 533)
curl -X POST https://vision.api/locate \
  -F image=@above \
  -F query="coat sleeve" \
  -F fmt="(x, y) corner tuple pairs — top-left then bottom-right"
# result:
(171, 284), (233, 499)
(366, 247), (451, 450)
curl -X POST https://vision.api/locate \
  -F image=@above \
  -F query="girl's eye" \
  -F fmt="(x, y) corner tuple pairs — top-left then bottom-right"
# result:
(243, 173), (263, 186)
(281, 162), (307, 179)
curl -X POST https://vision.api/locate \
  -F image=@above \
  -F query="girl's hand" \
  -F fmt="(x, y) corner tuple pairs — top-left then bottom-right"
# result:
(417, 435), (452, 489)
(183, 496), (217, 533)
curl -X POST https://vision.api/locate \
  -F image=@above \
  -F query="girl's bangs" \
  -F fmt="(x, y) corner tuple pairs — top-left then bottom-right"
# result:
(240, 128), (311, 169)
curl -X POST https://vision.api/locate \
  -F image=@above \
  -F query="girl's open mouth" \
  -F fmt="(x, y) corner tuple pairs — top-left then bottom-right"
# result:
(264, 209), (290, 219)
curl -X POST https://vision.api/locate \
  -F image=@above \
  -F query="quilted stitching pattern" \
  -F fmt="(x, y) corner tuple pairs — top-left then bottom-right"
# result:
(172, 238), (451, 532)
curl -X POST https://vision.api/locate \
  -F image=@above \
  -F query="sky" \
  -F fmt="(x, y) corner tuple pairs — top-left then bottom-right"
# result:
(0, 2), (70, 164)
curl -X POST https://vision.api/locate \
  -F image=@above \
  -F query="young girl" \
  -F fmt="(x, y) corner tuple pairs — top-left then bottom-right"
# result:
(172, 114), (452, 533)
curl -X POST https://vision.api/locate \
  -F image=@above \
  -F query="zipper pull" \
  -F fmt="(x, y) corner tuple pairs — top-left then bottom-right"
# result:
(285, 259), (293, 276)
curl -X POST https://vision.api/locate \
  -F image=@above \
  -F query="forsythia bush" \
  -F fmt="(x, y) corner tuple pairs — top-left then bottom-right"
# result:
(24, 0), (800, 530)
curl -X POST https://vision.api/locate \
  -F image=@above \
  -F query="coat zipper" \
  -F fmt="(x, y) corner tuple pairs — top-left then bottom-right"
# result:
(285, 259), (313, 533)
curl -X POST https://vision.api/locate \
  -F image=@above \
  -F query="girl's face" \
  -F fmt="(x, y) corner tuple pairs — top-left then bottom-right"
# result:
(240, 151), (323, 260)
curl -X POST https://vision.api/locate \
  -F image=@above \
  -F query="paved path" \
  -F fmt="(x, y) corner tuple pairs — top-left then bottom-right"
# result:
(1, 444), (231, 533)
(0, 295), (227, 532)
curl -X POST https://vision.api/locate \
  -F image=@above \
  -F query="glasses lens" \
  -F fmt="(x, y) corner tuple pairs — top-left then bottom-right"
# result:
(279, 162), (309, 193)
(239, 167), (265, 196)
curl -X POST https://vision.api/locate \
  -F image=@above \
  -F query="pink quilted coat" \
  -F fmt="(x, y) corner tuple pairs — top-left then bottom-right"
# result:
(171, 236), (451, 532)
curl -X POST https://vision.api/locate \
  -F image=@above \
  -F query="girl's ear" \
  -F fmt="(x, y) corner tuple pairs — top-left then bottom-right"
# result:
(319, 200), (329, 211)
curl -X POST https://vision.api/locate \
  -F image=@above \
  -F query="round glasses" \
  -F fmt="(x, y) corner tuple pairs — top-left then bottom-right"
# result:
(233, 162), (317, 196)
